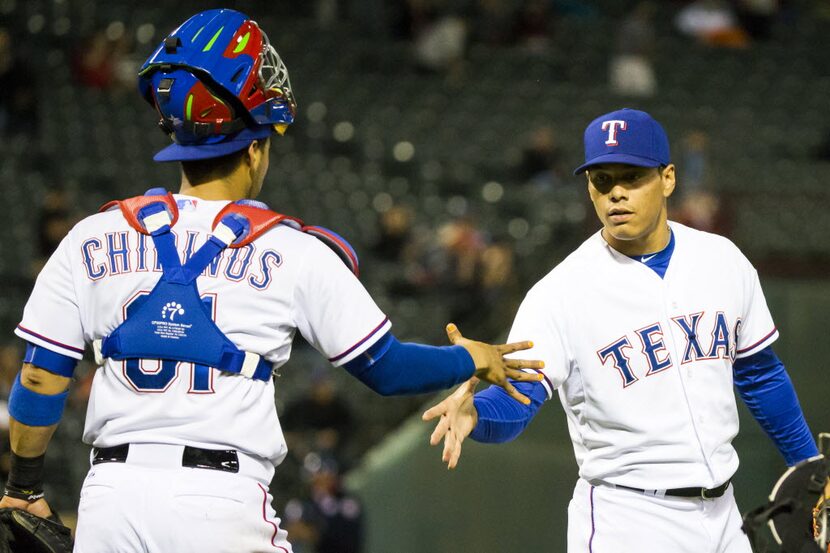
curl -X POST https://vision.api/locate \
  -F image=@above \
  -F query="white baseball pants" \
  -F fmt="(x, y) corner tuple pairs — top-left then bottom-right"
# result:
(73, 444), (292, 553)
(567, 478), (752, 553)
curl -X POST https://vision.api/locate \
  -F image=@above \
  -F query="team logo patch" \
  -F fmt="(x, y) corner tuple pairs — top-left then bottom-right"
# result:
(150, 301), (192, 341)
(162, 302), (185, 321)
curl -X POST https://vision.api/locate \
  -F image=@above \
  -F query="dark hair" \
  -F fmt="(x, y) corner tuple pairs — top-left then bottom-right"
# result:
(180, 140), (266, 185)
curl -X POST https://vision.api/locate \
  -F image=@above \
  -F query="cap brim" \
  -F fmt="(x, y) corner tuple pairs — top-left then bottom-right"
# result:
(573, 153), (664, 175)
(153, 124), (275, 162)
(153, 139), (253, 162)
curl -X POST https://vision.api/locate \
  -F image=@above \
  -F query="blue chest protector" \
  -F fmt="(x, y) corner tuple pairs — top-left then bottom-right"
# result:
(94, 188), (360, 382)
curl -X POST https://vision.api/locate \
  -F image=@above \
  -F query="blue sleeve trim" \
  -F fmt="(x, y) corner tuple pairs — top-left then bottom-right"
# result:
(469, 380), (546, 443)
(342, 332), (475, 395)
(8, 373), (69, 426)
(23, 343), (78, 377)
(733, 345), (818, 466)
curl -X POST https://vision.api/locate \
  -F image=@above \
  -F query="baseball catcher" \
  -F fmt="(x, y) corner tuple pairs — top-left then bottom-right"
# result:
(743, 433), (829, 553)
(0, 508), (72, 553)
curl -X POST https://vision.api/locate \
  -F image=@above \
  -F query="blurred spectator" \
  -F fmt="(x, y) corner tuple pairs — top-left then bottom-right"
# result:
(372, 205), (416, 262)
(678, 130), (710, 194)
(395, 0), (468, 78)
(283, 452), (363, 553)
(38, 188), (73, 259)
(72, 28), (133, 90)
(0, 28), (38, 138)
(281, 370), (356, 461)
(512, 0), (556, 54)
(516, 125), (565, 188)
(474, 240), (520, 339)
(672, 189), (730, 236)
(675, 0), (750, 48)
(431, 216), (487, 328)
(734, 0), (780, 40)
(412, 12), (468, 79)
(610, 2), (657, 97)
(32, 187), (74, 276)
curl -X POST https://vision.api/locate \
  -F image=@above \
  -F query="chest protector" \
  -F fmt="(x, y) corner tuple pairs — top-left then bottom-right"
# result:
(93, 188), (360, 382)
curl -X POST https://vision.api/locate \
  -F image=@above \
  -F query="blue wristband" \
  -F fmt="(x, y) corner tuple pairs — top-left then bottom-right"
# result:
(23, 342), (78, 377)
(8, 373), (69, 426)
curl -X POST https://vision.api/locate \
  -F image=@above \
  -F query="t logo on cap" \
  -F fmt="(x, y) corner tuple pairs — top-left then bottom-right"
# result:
(573, 108), (670, 175)
(602, 120), (627, 146)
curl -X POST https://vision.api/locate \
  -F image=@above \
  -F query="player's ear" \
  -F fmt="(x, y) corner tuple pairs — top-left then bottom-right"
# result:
(244, 140), (264, 167)
(661, 164), (676, 198)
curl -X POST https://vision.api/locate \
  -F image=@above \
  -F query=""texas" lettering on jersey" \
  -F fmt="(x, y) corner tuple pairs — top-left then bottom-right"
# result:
(597, 311), (740, 387)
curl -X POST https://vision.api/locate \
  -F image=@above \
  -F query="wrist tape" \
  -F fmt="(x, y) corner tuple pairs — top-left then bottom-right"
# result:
(5, 452), (45, 501)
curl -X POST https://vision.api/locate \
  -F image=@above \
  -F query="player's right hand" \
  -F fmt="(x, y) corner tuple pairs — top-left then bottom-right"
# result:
(445, 323), (544, 405)
(422, 377), (479, 469)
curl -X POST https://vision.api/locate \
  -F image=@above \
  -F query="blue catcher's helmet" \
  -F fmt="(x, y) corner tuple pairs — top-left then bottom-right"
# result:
(138, 9), (296, 162)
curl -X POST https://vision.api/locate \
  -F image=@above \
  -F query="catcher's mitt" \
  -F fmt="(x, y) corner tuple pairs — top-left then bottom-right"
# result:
(743, 432), (830, 553)
(0, 508), (73, 553)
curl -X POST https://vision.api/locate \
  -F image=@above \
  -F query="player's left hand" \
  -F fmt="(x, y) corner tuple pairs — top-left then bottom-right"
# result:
(0, 495), (53, 519)
(422, 377), (479, 469)
(446, 323), (544, 405)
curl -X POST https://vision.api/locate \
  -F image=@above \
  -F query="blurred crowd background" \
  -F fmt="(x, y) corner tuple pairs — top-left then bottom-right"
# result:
(0, 0), (829, 551)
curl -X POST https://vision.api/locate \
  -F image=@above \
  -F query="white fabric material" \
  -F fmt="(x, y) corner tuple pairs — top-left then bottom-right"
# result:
(17, 195), (389, 468)
(211, 222), (238, 246)
(142, 210), (173, 234)
(240, 351), (260, 379)
(505, 222), (778, 491)
(74, 452), (290, 552)
(92, 339), (103, 366)
(567, 478), (752, 553)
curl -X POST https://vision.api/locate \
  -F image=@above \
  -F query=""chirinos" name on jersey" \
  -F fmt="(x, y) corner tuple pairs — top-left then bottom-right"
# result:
(79, 230), (282, 291)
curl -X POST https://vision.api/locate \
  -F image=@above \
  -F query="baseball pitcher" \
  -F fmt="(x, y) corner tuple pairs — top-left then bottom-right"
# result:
(424, 108), (819, 553)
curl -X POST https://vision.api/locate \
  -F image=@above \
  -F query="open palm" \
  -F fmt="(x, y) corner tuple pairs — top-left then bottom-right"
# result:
(422, 377), (480, 469)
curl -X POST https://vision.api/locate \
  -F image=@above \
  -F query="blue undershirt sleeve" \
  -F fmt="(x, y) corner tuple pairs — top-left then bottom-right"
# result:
(23, 342), (78, 377)
(733, 345), (818, 466)
(469, 380), (547, 443)
(342, 332), (475, 396)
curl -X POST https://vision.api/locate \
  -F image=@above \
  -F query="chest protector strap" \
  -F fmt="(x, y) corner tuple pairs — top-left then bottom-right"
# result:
(95, 190), (361, 382)
(96, 191), (291, 382)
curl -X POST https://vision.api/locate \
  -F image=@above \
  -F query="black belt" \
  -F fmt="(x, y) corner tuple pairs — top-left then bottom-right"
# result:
(616, 479), (731, 499)
(92, 444), (240, 474)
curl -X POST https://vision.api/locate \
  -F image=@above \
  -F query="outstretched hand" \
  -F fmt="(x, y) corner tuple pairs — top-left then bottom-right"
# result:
(422, 377), (480, 469)
(446, 323), (543, 405)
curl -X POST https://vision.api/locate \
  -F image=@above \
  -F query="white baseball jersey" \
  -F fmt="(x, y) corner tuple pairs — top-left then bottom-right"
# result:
(507, 221), (777, 490)
(16, 195), (391, 471)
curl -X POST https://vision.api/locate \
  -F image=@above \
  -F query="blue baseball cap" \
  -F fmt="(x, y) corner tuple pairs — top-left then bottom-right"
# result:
(153, 124), (273, 162)
(573, 108), (670, 175)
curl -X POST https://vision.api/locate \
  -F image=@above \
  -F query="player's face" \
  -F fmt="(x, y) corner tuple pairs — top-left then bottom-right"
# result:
(587, 163), (676, 255)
